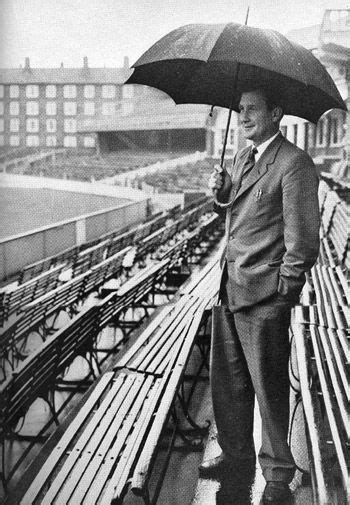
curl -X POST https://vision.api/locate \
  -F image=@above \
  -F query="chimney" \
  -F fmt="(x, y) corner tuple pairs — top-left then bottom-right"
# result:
(24, 57), (30, 69)
(123, 56), (129, 69)
(83, 56), (88, 69)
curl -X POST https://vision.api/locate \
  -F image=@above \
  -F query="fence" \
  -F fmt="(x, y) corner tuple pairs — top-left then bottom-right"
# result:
(0, 199), (149, 281)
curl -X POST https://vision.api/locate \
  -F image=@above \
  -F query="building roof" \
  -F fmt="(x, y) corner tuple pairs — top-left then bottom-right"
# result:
(78, 102), (212, 132)
(0, 66), (132, 85)
(286, 25), (320, 50)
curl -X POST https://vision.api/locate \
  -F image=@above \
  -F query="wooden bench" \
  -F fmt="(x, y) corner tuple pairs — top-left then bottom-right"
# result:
(301, 264), (349, 330)
(0, 264), (65, 325)
(14, 255), (220, 504)
(0, 304), (100, 489)
(291, 310), (349, 505)
(0, 248), (130, 378)
(318, 186), (349, 269)
(1, 259), (172, 491)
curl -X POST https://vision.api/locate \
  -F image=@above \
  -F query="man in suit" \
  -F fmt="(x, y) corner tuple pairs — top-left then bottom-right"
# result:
(199, 88), (320, 503)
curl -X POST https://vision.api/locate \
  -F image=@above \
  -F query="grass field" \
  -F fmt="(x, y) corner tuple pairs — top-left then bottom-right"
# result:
(0, 187), (130, 239)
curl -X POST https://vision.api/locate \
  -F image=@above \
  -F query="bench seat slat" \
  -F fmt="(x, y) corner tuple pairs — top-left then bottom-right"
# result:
(40, 372), (135, 504)
(83, 375), (162, 505)
(309, 326), (348, 489)
(53, 373), (153, 505)
(318, 327), (349, 435)
(19, 372), (115, 504)
(130, 302), (208, 496)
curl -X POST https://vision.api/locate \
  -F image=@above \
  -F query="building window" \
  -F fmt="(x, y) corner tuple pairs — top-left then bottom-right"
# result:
(229, 129), (235, 145)
(10, 118), (19, 132)
(26, 118), (39, 133)
(330, 118), (340, 145)
(46, 85), (56, 98)
(26, 102), (39, 115)
(0, 119), (4, 132)
(84, 102), (95, 115)
(0, 102), (3, 115)
(64, 135), (77, 147)
(46, 119), (56, 133)
(0, 135), (4, 146)
(293, 124), (298, 145)
(0, 85), (4, 98)
(122, 102), (133, 115)
(280, 125), (287, 137)
(26, 135), (40, 146)
(63, 85), (77, 98)
(102, 85), (115, 98)
(102, 102), (115, 115)
(10, 102), (19, 115)
(46, 102), (57, 115)
(84, 85), (95, 98)
(10, 135), (20, 146)
(46, 136), (57, 147)
(64, 119), (76, 133)
(122, 85), (133, 98)
(64, 102), (77, 115)
(26, 85), (39, 98)
(10, 85), (19, 98)
(317, 120), (324, 145)
(84, 136), (95, 147)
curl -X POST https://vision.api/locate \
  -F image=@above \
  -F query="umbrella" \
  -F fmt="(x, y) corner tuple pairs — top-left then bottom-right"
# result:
(126, 22), (347, 125)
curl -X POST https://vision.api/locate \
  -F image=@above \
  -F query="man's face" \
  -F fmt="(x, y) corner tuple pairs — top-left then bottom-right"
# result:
(239, 90), (279, 146)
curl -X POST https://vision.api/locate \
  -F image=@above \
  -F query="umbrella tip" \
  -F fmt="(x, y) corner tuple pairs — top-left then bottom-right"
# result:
(245, 6), (250, 25)
(209, 105), (215, 117)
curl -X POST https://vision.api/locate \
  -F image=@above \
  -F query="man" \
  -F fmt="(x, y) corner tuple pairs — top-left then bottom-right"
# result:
(199, 88), (320, 503)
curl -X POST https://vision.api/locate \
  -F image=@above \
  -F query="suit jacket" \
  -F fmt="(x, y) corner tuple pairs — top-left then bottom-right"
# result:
(215, 133), (320, 311)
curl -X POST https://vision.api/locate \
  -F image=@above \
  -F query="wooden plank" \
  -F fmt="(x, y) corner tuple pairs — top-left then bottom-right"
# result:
(19, 372), (115, 505)
(292, 322), (330, 505)
(40, 372), (136, 504)
(309, 325), (348, 489)
(130, 305), (207, 496)
(86, 375), (162, 504)
(318, 327), (349, 437)
(58, 373), (154, 505)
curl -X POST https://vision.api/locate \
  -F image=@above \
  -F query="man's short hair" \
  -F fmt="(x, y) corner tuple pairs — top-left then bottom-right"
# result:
(240, 86), (284, 113)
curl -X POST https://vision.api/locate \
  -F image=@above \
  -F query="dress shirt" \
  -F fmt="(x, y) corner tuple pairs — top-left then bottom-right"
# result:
(253, 131), (280, 162)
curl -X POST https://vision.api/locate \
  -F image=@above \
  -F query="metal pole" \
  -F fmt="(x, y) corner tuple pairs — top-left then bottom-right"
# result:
(219, 6), (250, 169)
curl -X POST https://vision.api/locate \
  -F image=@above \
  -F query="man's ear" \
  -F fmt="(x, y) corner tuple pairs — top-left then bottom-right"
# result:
(272, 106), (283, 123)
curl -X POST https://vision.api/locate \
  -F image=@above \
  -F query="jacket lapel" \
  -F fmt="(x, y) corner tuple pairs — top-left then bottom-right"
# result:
(233, 133), (284, 203)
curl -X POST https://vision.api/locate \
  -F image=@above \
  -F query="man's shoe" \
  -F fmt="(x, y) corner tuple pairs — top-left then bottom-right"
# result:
(199, 453), (255, 479)
(262, 481), (291, 503)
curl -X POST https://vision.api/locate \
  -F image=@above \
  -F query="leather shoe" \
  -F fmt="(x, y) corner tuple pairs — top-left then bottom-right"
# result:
(262, 481), (291, 503)
(199, 453), (255, 479)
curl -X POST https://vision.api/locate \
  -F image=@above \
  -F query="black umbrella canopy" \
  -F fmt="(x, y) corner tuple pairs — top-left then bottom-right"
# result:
(126, 22), (347, 124)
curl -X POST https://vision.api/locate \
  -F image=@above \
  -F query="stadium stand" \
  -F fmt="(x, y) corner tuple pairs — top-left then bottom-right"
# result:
(1, 196), (223, 494)
(22, 150), (189, 181)
(11, 252), (221, 504)
(0, 259), (171, 489)
(287, 177), (349, 504)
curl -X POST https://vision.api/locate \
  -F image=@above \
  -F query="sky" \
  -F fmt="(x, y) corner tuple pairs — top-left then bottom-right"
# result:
(0, 0), (349, 69)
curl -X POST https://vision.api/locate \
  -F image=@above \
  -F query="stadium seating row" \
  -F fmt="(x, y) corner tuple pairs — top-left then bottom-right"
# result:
(12, 252), (221, 504)
(0, 199), (211, 328)
(290, 176), (349, 504)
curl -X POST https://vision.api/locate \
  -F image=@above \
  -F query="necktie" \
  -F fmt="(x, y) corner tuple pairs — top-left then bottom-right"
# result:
(241, 146), (258, 182)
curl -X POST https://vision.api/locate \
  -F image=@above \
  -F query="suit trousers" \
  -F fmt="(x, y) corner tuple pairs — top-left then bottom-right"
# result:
(210, 283), (296, 482)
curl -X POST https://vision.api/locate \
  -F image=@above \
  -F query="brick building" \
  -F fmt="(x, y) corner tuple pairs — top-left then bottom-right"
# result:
(0, 57), (136, 149)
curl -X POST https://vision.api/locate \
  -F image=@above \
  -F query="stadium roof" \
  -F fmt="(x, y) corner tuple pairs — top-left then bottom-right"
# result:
(78, 103), (212, 132)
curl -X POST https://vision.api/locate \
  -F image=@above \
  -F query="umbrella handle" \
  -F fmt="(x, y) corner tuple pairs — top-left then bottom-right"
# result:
(213, 165), (232, 208)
